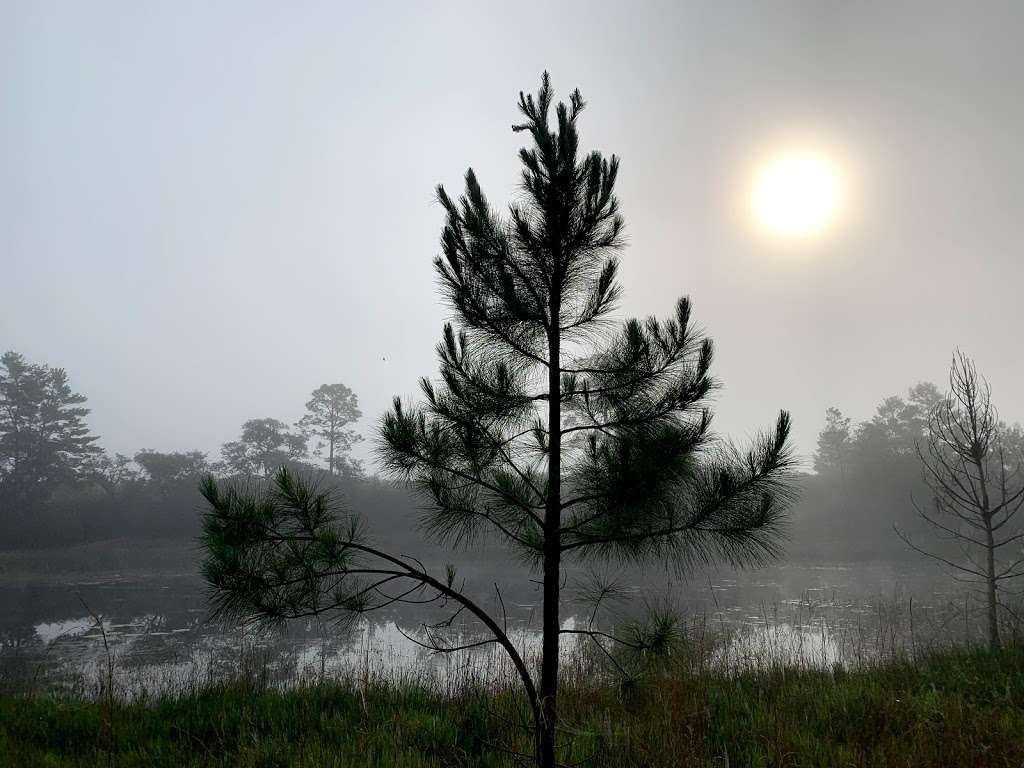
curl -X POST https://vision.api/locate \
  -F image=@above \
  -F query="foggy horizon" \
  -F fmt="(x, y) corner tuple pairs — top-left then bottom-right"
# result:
(6, 5), (1024, 765)
(5, 1), (1024, 469)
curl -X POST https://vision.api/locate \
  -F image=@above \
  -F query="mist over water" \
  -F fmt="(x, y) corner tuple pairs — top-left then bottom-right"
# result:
(3, 11), (1024, 768)
(0, 544), (973, 698)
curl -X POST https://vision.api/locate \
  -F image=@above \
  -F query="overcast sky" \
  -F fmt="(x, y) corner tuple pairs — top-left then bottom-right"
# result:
(3, 1), (1022, 470)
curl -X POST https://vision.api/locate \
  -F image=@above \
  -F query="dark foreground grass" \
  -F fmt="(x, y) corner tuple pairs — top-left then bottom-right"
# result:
(3, 647), (1023, 767)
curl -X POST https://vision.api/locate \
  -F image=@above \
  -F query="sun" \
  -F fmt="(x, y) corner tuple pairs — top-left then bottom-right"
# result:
(752, 151), (841, 239)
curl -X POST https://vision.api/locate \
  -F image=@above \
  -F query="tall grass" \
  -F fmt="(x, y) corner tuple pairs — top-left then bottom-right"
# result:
(2, 596), (1023, 767)
(2, 646), (1022, 766)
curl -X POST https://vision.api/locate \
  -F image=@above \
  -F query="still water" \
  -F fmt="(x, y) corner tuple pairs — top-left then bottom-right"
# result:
(0, 553), (968, 698)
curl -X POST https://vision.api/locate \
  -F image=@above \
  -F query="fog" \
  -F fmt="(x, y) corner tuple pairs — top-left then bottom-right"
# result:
(4, 2), (1023, 466)
(3, 0), (1024, 710)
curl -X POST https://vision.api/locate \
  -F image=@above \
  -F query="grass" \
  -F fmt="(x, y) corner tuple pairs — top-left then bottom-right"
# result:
(2, 645), (1023, 767)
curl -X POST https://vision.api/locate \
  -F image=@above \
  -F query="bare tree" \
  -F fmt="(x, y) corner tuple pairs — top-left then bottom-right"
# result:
(897, 351), (1024, 650)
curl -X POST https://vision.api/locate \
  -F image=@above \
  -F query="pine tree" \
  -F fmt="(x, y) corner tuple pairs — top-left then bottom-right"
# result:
(134, 450), (210, 492)
(220, 418), (308, 478)
(199, 74), (796, 767)
(814, 407), (851, 474)
(0, 351), (101, 509)
(297, 383), (362, 477)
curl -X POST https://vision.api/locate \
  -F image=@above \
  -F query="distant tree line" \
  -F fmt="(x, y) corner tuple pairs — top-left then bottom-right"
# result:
(803, 367), (1024, 563)
(0, 349), (364, 547)
(813, 381), (944, 474)
(4, 342), (1020, 570)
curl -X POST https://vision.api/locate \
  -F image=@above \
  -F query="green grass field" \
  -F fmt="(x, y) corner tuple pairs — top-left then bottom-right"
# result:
(3, 646), (1022, 767)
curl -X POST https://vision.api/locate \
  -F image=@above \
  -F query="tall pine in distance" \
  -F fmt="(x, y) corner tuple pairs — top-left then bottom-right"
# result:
(814, 407), (851, 474)
(201, 73), (797, 767)
(0, 351), (101, 510)
(298, 383), (362, 477)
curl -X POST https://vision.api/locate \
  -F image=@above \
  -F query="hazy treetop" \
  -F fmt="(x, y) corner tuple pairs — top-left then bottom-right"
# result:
(3, 1), (1022, 468)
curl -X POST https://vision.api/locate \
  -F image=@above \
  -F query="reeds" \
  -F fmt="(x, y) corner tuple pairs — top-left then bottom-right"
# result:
(2, 594), (1022, 766)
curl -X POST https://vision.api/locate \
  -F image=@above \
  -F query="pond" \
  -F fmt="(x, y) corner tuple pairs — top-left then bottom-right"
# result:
(0, 549), (972, 699)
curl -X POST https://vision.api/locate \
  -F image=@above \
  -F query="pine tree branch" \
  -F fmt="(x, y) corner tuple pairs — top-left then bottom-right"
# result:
(201, 471), (541, 716)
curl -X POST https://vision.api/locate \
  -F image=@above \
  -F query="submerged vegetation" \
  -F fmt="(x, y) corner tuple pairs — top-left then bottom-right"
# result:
(3, 645), (1023, 767)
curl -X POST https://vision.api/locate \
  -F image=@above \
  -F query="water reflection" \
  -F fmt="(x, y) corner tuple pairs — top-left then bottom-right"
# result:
(0, 561), (976, 698)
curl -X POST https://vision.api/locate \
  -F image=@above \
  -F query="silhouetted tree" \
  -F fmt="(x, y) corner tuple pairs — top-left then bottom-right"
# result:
(800, 382), (956, 559)
(1003, 423), (1024, 460)
(200, 74), (796, 767)
(814, 407), (851, 474)
(86, 452), (141, 498)
(220, 418), (308, 478)
(0, 351), (101, 509)
(135, 449), (210, 492)
(297, 383), (362, 477)
(907, 381), (943, 424)
(843, 383), (941, 463)
(873, 396), (916, 453)
(897, 352), (1024, 650)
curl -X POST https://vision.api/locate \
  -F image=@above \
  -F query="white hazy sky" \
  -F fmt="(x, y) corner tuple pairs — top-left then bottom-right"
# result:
(3, 1), (1023, 470)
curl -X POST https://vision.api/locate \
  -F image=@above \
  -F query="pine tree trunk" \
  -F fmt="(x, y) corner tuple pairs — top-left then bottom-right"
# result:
(539, 308), (562, 767)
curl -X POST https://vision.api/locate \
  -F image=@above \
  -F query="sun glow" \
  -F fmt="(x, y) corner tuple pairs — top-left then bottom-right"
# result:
(752, 151), (841, 239)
